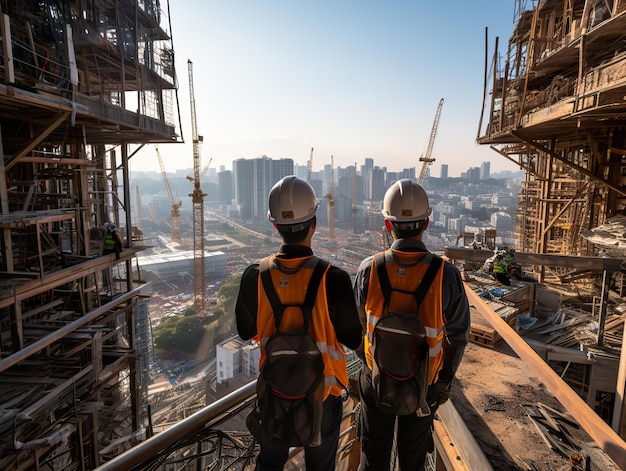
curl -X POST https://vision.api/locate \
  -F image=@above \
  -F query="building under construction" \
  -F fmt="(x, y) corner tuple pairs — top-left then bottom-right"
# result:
(2, 0), (626, 470)
(478, 0), (626, 258)
(476, 0), (626, 454)
(0, 0), (180, 469)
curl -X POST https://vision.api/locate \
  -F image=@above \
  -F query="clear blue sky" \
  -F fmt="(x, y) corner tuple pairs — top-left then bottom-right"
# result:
(130, 1), (521, 178)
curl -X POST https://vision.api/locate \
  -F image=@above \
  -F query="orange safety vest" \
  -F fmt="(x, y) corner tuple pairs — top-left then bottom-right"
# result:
(257, 255), (348, 399)
(364, 250), (445, 385)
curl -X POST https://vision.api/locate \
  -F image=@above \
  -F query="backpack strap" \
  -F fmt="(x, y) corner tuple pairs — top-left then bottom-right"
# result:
(375, 251), (443, 311)
(260, 257), (329, 332)
(259, 257), (284, 325)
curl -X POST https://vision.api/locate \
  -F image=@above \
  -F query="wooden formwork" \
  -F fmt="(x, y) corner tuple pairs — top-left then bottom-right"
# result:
(468, 296), (519, 348)
(469, 325), (501, 348)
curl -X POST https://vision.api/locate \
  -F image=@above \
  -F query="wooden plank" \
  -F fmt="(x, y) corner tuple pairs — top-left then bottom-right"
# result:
(434, 401), (493, 471)
(614, 316), (626, 437)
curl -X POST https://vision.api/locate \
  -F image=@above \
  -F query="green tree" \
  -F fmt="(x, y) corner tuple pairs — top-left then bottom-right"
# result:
(218, 274), (241, 310)
(153, 315), (206, 354)
(153, 322), (176, 351)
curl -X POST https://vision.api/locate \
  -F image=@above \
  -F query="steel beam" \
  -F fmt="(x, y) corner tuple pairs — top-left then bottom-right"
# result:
(445, 247), (624, 272)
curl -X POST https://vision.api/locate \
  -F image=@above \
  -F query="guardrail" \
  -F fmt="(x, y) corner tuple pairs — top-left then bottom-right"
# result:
(94, 339), (495, 470)
(95, 378), (363, 471)
(95, 381), (258, 470)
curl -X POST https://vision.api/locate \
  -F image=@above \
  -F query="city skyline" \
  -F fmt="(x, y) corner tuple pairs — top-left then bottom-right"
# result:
(132, 153), (518, 182)
(128, 1), (521, 178)
(134, 154), (519, 245)
(136, 168), (518, 253)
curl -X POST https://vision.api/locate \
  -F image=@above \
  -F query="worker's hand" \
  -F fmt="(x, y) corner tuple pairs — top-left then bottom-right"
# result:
(436, 381), (451, 405)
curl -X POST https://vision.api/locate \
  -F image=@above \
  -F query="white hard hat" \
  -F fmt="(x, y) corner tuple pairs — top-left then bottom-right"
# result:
(267, 175), (319, 230)
(381, 179), (431, 222)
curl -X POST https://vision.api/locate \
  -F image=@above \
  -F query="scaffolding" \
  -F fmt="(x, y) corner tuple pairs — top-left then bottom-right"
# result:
(478, 0), (626, 265)
(0, 0), (180, 468)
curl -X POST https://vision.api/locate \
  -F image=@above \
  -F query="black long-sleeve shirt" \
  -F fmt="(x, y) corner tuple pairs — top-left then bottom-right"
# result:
(235, 244), (363, 351)
(353, 238), (470, 385)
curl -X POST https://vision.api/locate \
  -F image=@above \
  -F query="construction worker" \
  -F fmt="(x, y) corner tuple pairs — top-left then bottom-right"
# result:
(492, 249), (511, 285)
(354, 179), (470, 471)
(103, 222), (124, 259)
(235, 175), (362, 471)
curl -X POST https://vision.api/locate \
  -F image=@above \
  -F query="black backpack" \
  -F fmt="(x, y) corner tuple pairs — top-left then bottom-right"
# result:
(370, 252), (443, 416)
(247, 258), (328, 447)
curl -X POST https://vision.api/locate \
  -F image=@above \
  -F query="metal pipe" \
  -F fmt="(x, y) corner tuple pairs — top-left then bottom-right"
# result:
(95, 380), (257, 471)
(0, 285), (143, 373)
(597, 269), (610, 347)
(444, 247), (623, 272)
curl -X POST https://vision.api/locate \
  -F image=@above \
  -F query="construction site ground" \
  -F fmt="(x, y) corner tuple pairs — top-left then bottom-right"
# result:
(453, 340), (620, 471)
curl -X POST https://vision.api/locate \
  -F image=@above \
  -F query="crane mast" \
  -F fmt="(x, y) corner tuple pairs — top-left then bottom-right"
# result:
(325, 155), (335, 240)
(188, 59), (206, 313)
(352, 162), (358, 233)
(156, 145), (182, 242)
(417, 98), (444, 186)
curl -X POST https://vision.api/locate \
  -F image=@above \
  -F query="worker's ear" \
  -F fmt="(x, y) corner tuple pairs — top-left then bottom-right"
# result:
(421, 218), (430, 232)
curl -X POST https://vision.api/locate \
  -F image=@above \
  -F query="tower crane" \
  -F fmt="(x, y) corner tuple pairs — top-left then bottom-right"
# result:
(307, 147), (314, 183)
(188, 59), (207, 313)
(352, 162), (358, 234)
(186, 157), (213, 182)
(417, 98), (444, 186)
(201, 158), (213, 178)
(156, 145), (182, 242)
(325, 155), (335, 240)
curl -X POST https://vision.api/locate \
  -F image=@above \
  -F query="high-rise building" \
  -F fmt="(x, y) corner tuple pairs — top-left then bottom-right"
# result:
(386, 172), (400, 187)
(468, 167), (481, 181)
(399, 167), (416, 181)
(234, 159), (254, 220)
(233, 156), (294, 221)
(218, 170), (234, 204)
(441, 164), (449, 179)
(480, 161), (491, 179)
(370, 167), (387, 201)
(362, 157), (374, 199)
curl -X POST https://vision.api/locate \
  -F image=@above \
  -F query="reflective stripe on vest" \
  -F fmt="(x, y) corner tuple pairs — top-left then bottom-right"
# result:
(493, 261), (507, 273)
(257, 255), (348, 398)
(104, 232), (116, 246)
(364, 249), (445, 384)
